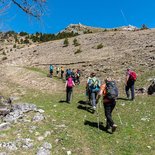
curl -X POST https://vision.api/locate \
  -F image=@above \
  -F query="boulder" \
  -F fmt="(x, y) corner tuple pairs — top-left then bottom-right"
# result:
(147, 80), (155, 95)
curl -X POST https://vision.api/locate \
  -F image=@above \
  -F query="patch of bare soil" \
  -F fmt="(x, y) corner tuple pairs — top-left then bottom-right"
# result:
(0, 64), (64, 97)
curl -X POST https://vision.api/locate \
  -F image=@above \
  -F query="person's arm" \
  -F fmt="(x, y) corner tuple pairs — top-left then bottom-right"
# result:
(96, 84), (105, 103)
(72, 80), (75, 86)
(125, 74), (130, 85)
(65, 81), (67, 89)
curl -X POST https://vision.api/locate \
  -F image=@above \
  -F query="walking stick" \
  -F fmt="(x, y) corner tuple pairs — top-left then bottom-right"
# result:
(115, 107), (123, 125)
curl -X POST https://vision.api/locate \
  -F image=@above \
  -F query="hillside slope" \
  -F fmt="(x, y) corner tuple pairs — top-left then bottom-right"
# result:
(0, 28), (155, 155)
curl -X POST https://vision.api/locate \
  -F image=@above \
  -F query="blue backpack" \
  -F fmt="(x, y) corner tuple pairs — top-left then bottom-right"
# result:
(88, 77), (100, 93)
(50, 65), (53, 71)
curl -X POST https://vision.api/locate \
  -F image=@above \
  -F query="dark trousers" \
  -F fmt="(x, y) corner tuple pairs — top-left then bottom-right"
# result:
(50, 71), (53, 78)
(104, 100), (116, 128)
(125, 84), (135, 100)
(66, 87), (73, 103)
(61, 71), (64, 79)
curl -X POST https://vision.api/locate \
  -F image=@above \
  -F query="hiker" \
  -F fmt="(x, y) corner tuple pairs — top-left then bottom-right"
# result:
(61, 66), (65, 79)
(125, 68), (137, 100)
(86, 72), (100, 110)
(96, 77), (118, 132)
(56, 65), (60, 77)
(49, 64), (53, 78)
(65, 74), (75, 103)
(71, 69), (76, 83)
(66, 68), (72, 80)
(75, 69), (81, 85)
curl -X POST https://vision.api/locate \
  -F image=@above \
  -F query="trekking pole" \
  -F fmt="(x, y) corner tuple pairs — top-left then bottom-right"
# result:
(115, 107), (123, 125)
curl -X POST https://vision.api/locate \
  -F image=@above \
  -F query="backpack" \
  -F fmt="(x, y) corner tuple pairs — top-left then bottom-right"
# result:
(50, 65), (53, 71)
(67, 77), (73, 87)
(129, 71), (137, 81)
(106, 81), (118, 99)
(89, 77), (100, 92)
(67, 70), (71, 76)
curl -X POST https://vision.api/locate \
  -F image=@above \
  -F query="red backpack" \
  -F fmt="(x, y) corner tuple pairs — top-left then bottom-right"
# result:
(67, 77), (73, 87)
(129, 71), (137, 81)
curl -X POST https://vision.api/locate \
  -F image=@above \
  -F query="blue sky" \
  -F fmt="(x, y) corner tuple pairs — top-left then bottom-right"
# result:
(1, 0), (155, 34)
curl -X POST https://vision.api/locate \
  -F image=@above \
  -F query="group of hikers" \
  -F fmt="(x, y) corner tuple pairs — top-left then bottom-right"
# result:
(85, 68), (136, 133)
(50, 64), (137, 133)
(49, 64), (81, 84)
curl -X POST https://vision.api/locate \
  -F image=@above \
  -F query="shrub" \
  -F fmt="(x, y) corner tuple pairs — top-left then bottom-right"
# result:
(83, 30), (92, 34)
(13, 44), (16, 48)
(19, 32), (28, 36)
(97, 43), (103, 49)
(2, 51), (6, 55)
(63, 38), (69, 47)
(74, 48), (82, 54)
(73, 38), (80, 46)
(23, 39), (29, 44)
(2, 57), (7, 60)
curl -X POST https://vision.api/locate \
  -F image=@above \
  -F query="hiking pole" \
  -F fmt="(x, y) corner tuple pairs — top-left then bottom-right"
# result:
(115, 107), (123, 125)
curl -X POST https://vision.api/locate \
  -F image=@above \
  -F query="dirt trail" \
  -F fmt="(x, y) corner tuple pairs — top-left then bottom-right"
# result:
(0, 64), (64, 97)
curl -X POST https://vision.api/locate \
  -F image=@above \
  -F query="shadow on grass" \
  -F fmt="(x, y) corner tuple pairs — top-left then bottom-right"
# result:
(59, 100), (69, 104)
(77, 105), (95, 114)
(117, 97), (130, 101)
(78, 100), (91, 106)
(84, 120), (112, 134)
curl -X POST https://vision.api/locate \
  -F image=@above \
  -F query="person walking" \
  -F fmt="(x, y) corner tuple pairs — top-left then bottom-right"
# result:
(97, 77), (118, 132)
(125, 68), (137, 100)
(87, 72), (100, 110)
(56, 65), (60, 77)
(61, 66), (65, 79)
(65, 74), (75, 103)
(49, 64), (53, 78)
(75, 69), (81, 85)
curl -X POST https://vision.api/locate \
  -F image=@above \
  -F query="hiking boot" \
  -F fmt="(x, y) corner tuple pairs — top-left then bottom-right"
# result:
(112, 124), (117, 133)
(93, 106), (96, 110)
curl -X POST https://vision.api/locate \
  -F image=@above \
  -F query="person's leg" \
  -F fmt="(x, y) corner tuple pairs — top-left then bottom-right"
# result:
(68, 87), (72, 103)
(66, 87), (69, 102)
(91, 92), (96, 109)
(104, 103), (114, 128)
(125, 85), (130, 98)
(130, 84), (135, 100)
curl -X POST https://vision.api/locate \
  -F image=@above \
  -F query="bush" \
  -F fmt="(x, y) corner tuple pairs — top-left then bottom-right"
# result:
(23, 39), (29, 44)
(13, 44), (16, 48)
(2, 57), (7, 60)
(73, 38), (80, 46)
(63, 38), (69, 47)
(74, 48), (82, 54)
(97, 43), (103, 49)
(83, 30), (92, 34)
(19, 32), (28, 36)
(2, 51), (6, 55)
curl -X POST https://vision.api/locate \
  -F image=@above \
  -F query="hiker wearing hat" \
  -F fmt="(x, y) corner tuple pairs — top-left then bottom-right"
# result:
(125, 68), (137, 100)
(86, 72), (100, 110)
(96, 77), (118, 132)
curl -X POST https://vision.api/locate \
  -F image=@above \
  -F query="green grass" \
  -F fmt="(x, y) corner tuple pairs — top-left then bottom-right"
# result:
(0, 70), (155, 155)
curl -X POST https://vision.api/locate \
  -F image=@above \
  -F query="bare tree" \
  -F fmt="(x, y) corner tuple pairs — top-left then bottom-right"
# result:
(0, 0), (46, 18)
